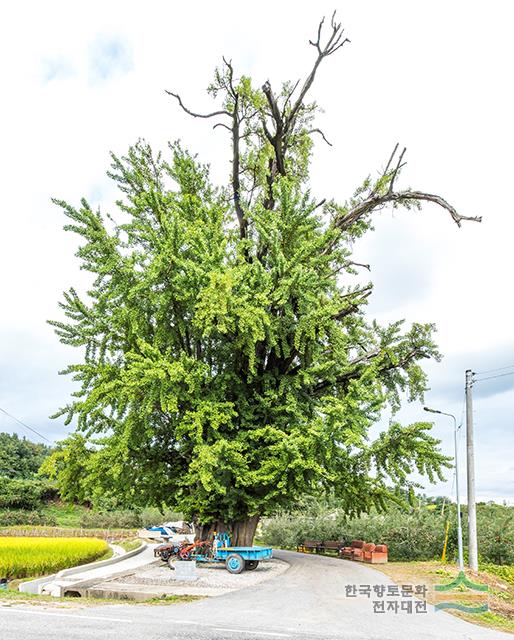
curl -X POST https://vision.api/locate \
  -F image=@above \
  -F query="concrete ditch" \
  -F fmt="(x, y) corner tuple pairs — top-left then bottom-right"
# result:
(19, 542), (150, 596)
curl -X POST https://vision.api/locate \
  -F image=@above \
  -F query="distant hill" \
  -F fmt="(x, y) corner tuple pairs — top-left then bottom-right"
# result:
(0, 432), (52, 478)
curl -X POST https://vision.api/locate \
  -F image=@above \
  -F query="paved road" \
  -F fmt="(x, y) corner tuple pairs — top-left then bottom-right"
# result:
(2, 550), (510, 640)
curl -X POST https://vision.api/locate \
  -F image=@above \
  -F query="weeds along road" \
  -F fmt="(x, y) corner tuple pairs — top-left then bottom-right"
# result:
(1, 550), (509, 640)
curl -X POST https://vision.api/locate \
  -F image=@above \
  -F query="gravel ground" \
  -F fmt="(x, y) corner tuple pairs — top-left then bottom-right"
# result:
(103, 558), (288, 596)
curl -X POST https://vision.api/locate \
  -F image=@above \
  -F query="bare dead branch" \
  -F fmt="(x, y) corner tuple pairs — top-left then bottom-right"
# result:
(169, 59), (248, 239)
(231, 102), (246, 239)
(388, 147), (407, 194)
(257, 13), (349, 213)
(281, 79), (301, 119)
(329, 148), (482, 236)
(309, 16), (325, 54)
(340, 285), (373, 299)
(288, 12), (349, 131)
(222, 57), (237, 98)
(307, 128), (333, 146)
(331, 286), (373, 320)
(336, 190), (482, 230)
(383, 143), (400, 177)
(166, 90), (230, 119)
(262, 81), (284, 151)
(312, 198), (327, 212)
(346, 261), (371, 271)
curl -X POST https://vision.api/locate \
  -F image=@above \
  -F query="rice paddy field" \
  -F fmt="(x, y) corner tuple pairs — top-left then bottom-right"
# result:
(0, 536), (109, 579)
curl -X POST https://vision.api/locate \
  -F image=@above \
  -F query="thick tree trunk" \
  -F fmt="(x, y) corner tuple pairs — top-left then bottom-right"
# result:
(231, 515), (260, 546)
(195, 515), (260, 546)
(194, 519), (230, 542)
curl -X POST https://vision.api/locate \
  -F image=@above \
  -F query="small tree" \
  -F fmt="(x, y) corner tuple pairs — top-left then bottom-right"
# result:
(47, 14), (480, 544)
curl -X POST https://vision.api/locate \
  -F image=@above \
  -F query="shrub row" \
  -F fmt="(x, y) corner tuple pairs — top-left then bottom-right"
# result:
(261, 504), (513, 565)
(79, 507), (182, 529)
(0, 505), (183, 531)
(0, 510), (57, 527)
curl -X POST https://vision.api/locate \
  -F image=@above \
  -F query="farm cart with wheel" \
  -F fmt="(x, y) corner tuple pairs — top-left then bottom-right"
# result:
(164, 532), (273, 574)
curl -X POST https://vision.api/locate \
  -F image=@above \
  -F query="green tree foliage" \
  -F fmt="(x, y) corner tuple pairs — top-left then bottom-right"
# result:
(46, 15), (480, 543)
(0, 432), (51, 479)
(0, 477), (55, 510)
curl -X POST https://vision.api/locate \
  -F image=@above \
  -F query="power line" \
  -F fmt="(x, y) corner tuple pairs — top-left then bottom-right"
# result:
(474, 364), (514, 376)
(0, 407), (52, 443)
(474, 371), (514, 383)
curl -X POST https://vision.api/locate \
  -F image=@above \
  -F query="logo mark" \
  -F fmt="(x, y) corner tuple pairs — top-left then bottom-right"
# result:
(434, 571), (488, 614)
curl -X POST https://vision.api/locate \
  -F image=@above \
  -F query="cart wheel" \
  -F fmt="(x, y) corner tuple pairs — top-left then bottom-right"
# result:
(225, 553), (245, 574)
(161, 551), (170, 562)
(245, 560), (259, 571)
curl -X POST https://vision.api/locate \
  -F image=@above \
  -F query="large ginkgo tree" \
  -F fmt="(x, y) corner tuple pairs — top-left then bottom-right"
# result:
(45, 15), (480, 544)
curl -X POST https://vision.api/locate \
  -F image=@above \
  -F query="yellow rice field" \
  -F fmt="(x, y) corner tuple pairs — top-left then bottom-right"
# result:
(0, 536), (109, 579)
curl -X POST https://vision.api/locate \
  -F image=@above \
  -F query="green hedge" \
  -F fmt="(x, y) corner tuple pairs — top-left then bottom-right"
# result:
(0, 503), (183, 530)
(79, 507), (183, 529)
(0, 510), (57, 527)
(261, 503), (513, 565)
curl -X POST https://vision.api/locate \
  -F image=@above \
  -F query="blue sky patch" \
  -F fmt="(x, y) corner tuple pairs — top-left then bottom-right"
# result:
(88, 36), (133, 83)
(42, 57), (75, 83)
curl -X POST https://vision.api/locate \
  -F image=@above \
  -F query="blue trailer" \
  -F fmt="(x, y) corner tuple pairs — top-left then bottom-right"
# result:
(171, 532), (273, 574)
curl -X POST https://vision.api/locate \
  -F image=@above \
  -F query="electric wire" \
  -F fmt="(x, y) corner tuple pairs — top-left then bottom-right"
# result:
(0, 406), (52, 443)
(473, 371), (514, 383)
(474, 364), (514, 376)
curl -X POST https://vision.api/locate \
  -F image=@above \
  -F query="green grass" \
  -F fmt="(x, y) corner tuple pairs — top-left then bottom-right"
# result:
(40, 503), (88, 528)
(118, 538), (142, 552)
(0, 588), (203, 606)
(146, 594), (204, 604)
(0, 536), (109, 579)
(481, 563), (514, 588)
(472, 611), (514, 633)
(374, 560), (514, 635)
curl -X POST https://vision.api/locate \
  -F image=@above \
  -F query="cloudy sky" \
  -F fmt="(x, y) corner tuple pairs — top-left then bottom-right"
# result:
(1, 1), (512, 503)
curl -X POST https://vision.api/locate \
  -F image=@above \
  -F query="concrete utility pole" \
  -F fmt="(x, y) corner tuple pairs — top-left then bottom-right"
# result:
(465, 369), (478, 572)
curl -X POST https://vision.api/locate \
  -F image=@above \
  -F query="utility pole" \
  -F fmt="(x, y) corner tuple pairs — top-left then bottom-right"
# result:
(465, 369), (478, 572)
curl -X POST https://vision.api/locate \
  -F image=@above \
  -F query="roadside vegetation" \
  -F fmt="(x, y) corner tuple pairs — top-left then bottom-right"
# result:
(118, 538), (143, 552)
(0, 536), (109, 579)
(374, 561), (514, 634)
(261, 499), (513, 565)
(0, 588), (203, 607)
